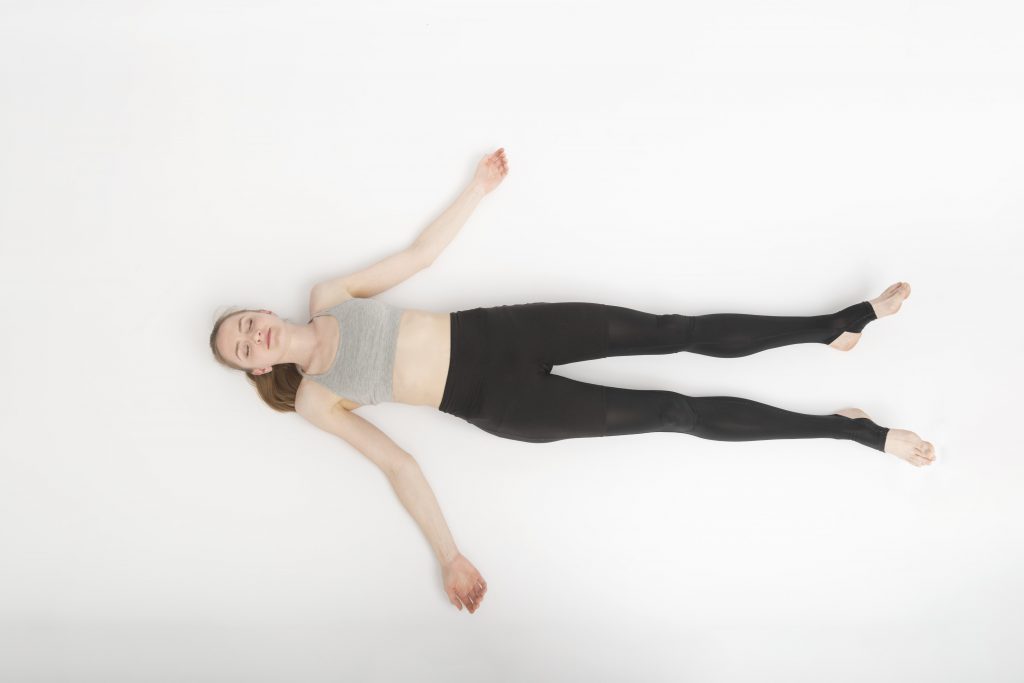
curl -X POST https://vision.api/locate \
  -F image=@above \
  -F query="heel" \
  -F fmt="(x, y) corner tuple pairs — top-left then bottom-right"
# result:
(823, 301), (876, 345)
(832, 413), (890, 452)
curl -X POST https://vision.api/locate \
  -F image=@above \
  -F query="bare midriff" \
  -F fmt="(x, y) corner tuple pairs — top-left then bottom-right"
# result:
(390, 309), (452, 409)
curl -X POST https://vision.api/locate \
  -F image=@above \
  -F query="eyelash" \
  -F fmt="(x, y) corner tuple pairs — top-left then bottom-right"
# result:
(246, 319), (252, 357)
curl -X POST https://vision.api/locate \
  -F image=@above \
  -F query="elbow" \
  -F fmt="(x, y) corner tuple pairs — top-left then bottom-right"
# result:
(412, 243), (437, 269)
(387, 454), (421, 482)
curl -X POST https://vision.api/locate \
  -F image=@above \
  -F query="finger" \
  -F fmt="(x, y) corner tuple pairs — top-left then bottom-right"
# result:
(449, 591), (463, 610)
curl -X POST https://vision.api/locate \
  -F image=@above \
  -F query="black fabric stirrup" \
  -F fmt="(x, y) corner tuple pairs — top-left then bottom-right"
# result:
(831, 414), (890, 452)
(823, 301), (878, 345)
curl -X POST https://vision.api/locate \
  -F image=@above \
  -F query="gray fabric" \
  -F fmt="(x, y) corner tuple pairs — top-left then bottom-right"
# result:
(298, 298), (404, 405)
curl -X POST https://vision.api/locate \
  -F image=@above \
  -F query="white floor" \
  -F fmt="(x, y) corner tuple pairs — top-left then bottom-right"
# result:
(2, 1), (1022, 681)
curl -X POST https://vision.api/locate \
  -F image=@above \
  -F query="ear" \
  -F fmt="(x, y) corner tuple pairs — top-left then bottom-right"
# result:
(252, 367), (273, 376)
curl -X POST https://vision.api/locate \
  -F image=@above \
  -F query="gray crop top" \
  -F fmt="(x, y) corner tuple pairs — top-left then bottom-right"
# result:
(298, 297), (404, 405)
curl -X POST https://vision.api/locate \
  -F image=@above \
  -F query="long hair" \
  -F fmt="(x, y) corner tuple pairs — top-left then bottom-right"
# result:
(210, 307), (302, 413)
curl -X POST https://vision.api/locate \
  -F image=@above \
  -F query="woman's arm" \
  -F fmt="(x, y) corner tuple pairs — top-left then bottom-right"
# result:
(295, 386), (488, 612)
(388, 460), (460, 565)
(413, 148), (509, 264)
(389, 461), (488, 613)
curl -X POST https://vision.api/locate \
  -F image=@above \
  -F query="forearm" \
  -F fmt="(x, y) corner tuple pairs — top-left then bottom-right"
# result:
(412, 181), (486, 264)
(388, 462), (460, 566)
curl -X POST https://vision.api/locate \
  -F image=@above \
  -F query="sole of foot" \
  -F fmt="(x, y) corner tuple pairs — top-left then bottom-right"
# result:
(835, 407), (935, 467)
(828, 281), (912, 352)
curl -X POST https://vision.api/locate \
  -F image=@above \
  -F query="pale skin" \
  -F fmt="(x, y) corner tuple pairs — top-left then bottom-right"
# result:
(216, 146), (936, 614)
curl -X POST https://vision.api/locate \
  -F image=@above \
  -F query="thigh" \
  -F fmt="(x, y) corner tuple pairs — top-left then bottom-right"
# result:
(481, 301), (694, 373)
(481, 301), (611, 373)
(471, 373), (609, 443)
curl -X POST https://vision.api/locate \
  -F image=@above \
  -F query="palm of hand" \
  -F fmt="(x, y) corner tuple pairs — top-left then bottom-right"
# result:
(443, 553), (488, 613)
(474, 148), (509, 193)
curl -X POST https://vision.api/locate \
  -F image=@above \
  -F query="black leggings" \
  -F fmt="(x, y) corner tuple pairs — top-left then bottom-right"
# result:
(438, 300), (889, 451)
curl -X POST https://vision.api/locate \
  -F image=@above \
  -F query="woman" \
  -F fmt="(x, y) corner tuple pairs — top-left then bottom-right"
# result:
(210, 147), (935, 615)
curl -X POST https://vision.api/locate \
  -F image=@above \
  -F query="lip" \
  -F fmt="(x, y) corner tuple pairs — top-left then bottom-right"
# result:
(267, 328), (271, 349)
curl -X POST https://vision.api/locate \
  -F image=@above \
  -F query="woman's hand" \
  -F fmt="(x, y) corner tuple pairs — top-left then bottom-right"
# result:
(472, 147), (509, 195)
(442, 552), (488, 613)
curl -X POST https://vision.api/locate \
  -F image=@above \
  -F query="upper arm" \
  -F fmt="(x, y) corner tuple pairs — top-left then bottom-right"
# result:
(313, 245), (430, 305)
(295, 382), (416, 478)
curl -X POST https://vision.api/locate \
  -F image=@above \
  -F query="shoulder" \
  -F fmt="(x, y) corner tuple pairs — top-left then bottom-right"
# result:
(294, 382), (367, 445)
(296, 374), (364, 413)
(308, 283), (356, 319)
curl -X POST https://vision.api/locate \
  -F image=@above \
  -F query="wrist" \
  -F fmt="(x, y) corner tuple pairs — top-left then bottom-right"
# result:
(439, 546), (460, 567)
(468, 180), (487, 197)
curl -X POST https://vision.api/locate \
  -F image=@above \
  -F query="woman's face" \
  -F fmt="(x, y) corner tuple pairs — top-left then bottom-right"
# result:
(219, 309), (280, 373)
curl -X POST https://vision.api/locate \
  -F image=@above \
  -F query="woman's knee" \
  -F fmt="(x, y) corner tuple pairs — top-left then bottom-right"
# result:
(606, 388), (698, 435)
(607, 308), (693, 356)
(658, 392), (698, 433)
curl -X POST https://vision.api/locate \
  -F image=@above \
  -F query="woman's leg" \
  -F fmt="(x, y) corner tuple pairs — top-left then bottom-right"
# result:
(604, 385), (889, 451)
(486, 374), (888, 452)
(604, 301), (877, 359)
(487, 299), (878, 374)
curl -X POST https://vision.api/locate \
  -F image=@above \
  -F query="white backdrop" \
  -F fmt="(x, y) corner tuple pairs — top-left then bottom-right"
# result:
(2, 1), (1022, 681)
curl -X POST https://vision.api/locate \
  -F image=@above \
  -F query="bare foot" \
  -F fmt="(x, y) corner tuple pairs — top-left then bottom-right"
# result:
(828, 282), (912, 351)
(869, 281), (912, 318)
(835, 408), (935, 467)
